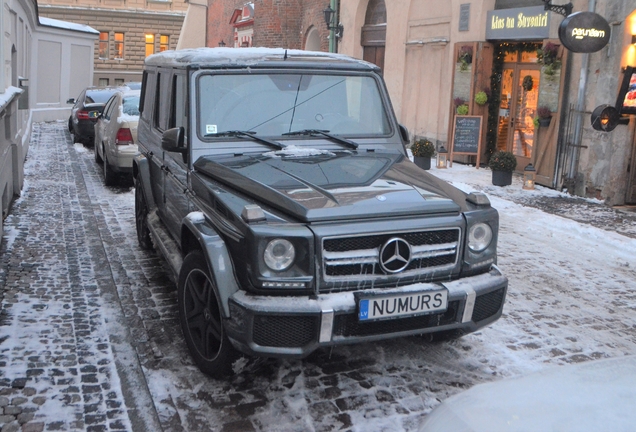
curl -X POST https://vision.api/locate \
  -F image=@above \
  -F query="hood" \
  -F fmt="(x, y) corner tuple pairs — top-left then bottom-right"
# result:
(193, 150), (465, 222)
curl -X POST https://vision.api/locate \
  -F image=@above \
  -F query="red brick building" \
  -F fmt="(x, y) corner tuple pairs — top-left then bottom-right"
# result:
(207, 0), (335, 52)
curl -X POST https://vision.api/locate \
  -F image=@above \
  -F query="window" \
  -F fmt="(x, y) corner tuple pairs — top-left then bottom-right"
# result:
(160, 35), (169, 52)
(98, 78), (109, 86)
(99, 32), (109, 59)
(114, 33), (124, 59)
(115, 78), (125, 86)
(145, 34), (155, 57)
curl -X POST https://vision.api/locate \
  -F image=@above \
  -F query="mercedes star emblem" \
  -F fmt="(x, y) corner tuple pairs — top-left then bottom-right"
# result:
(379, 237), (412, 274)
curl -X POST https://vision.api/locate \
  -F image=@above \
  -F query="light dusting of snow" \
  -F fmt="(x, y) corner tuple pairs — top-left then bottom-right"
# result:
(263, 145), (335, 158)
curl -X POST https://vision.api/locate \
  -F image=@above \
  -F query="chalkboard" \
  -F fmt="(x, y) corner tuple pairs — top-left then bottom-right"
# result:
(450, 115), (482, 168)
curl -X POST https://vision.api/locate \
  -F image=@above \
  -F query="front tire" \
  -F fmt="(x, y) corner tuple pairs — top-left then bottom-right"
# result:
(178, 250), (241, 378)
(134, 175), (153, 250)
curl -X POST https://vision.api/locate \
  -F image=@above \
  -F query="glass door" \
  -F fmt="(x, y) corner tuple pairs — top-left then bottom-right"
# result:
(497, 64), (541, 170)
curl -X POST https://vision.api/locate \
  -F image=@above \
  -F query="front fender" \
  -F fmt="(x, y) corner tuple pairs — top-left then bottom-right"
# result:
(133, 154), (156, 211)
(182, 214), (239, 318)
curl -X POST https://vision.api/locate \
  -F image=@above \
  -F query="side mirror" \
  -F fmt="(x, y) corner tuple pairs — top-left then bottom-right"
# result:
(161, 127), (187, 154)
(398, 124), (410, 145)
(66, 98), (75, 104)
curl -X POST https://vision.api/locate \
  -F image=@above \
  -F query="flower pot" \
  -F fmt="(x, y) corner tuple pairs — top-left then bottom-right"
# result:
(414, 156), (431, 170)
(538, 116), (551, 127)
(492, 170), (513, 186)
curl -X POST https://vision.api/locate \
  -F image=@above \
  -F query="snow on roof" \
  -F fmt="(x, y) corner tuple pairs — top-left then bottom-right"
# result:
(144, 47), (376, 69)
(38, 17), (99, 35)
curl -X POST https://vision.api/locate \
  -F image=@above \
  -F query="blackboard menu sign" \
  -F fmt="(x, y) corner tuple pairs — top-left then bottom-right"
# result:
(450, 115), (482, 168)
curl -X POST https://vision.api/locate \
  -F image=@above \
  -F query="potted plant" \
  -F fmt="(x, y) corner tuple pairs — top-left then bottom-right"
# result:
(537, 106), (552, 127)
(537, 42), (561, 79)
(474, 91), (488, 106)
(453, 97), (469, 115)
(488, 150), (517, 186)
(411, 138), (436, 170)
(458, 46), (473, 72)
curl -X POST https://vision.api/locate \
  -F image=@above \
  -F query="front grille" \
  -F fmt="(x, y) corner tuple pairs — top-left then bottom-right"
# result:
(472, 288), (505, 322)
(252, 314), (318, 348)
(333, 300), (459, 337)
(322, 229), (460, 285)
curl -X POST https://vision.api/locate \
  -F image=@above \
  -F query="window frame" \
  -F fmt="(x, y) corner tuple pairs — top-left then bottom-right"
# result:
(99, 31), (109, 59)
(114, 32), (125, 59)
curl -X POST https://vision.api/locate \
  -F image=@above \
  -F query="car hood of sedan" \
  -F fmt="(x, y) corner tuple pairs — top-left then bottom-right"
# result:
(193, 149), (466, 222)
(419, 355), (636, 432)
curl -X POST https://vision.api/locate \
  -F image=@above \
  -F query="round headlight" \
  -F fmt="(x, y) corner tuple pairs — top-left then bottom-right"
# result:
(468, 223), (493, 252)
(264, 239), (295, 271)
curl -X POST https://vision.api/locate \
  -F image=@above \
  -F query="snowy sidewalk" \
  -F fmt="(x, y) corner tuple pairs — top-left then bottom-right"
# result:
(0, 123), (159, 431)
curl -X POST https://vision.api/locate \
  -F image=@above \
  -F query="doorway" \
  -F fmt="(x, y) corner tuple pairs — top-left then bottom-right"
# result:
(497, 57), (541, 170)
(361, 0), (386, 72)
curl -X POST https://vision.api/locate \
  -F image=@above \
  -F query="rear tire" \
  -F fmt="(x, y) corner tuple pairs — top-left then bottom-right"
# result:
(178, 250), (241, 378)
(103, 153), (117, 186)
(95, 143), (103, 164)
(134, 175), (153, 251)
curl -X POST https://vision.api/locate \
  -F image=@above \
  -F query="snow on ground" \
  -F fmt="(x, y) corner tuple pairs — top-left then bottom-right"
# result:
(2, 130), (635, 432)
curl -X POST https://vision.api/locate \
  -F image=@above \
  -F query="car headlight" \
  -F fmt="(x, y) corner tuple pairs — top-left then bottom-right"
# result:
(468, 222), (493, 252)
(264, 239), (296, 271)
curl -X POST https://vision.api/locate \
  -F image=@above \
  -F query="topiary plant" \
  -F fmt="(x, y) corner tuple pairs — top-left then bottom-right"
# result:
(488, 151), (517, 172)
(411, 138), (436, 158)
(456, 104), (469, 115)
(474, 91), (488, 106)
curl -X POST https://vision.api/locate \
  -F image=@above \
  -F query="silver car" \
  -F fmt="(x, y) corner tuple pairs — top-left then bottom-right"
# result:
(94, 89), (141, 185)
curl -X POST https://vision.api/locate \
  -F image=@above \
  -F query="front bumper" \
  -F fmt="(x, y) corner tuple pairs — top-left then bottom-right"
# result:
(225, 265), (508, 358)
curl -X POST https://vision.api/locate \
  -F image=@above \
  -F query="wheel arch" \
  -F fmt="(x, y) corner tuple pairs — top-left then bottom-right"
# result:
(181, 215), (239, 319)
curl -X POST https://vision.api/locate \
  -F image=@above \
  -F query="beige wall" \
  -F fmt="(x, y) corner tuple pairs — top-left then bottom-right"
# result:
(177, 0), (208, 49)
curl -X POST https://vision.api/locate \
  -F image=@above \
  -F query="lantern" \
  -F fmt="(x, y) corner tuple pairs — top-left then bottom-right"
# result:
(436, 146), (448, 169)
(523, 163), (536, 190)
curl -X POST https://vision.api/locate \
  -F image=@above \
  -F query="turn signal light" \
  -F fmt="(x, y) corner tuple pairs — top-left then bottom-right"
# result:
(115, 128), (134, 145)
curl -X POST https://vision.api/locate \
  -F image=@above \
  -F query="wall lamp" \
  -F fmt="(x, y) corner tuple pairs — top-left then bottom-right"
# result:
(323, 5), (343, 39)
(218, 40), (226, 47)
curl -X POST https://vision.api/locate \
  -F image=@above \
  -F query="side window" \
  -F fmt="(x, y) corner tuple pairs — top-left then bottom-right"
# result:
(153, 72), (162, 130)
(103, 97), (115, 120)
(169, 74), (187, 131)
(139, 71), (148, 114)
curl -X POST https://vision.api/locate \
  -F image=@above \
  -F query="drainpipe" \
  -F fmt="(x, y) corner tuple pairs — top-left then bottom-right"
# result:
(567, 0), (595, 191)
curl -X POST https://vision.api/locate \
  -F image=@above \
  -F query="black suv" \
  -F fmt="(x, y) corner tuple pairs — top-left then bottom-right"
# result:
(134, 48), (508, 378)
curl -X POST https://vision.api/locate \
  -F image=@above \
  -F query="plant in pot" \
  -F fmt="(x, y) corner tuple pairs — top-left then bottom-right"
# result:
(537, 106), (552, 127)
(474, 91), (488, 106)
(488, 150), (517, 186)
(458, 46), (473, 72)
(537, 42), (561, 79)
(411, 138), (436, 170)
(454, 97), (469, 115)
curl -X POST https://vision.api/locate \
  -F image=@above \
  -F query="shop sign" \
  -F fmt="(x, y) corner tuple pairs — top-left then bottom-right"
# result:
(486, 6), (550, 40)
(558, 11), (611, 53)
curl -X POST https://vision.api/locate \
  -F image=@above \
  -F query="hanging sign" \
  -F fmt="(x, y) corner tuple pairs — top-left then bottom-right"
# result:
(558, 11), (611, 53)
(486, 6), (550, 40)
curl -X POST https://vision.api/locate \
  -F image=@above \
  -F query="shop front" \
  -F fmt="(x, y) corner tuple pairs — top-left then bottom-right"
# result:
(448, 5), (564, 187)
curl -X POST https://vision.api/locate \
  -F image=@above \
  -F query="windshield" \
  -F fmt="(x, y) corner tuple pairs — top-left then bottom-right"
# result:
(197, 73), (391, 138)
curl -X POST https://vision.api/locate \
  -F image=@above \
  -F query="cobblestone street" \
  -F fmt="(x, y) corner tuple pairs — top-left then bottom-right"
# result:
(1, 122), (635, 432)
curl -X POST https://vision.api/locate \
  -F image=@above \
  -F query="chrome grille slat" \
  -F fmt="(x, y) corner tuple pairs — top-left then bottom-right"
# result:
(321, 228), (461, 289)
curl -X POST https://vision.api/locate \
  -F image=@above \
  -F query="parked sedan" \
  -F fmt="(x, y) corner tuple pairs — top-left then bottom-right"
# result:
(93, 89), (140, 186)
(67, 86), (123, 146)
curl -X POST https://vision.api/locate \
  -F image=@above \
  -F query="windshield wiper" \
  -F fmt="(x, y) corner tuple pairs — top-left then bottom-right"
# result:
(204, 130), (286, 150)
(282, 129), (358, 150)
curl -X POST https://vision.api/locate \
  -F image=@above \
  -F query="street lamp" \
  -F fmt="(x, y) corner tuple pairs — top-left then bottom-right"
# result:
(323, 5), (343, 39)
(218, 40), (226, 47)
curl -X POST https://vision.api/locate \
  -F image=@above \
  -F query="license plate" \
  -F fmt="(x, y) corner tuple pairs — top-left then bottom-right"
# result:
(89, 111), (99, 119)
(358, 289), (448, 321)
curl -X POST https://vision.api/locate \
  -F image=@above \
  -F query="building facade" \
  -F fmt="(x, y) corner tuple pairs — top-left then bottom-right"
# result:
(336, 0), (636, 206)
(38, 0), (187, 87)
(1, 0), (96, 247)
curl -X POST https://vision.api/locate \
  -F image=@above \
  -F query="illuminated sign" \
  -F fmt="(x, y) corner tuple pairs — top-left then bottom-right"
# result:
(558, 11), (611, 53)
(486, 6), (550, 40)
